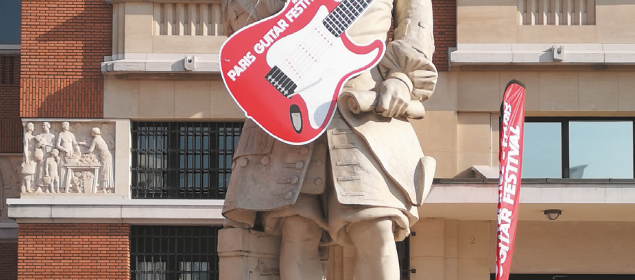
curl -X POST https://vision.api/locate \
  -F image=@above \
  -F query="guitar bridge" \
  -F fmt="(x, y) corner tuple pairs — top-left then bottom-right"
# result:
(265, 66), (298, 98)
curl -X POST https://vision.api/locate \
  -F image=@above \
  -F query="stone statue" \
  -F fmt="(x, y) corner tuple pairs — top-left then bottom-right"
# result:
(56, 121), (81, 191)
(57, 121), (81, 160)
(43, 149), (61, 193)
(35, 122), (56, 192)
(21, 122), (36, 193)
(101, 123), (115, 154)
(87, 127), (113, 193)
(221, 0), (437, 279)
(19, 121), (117, 195)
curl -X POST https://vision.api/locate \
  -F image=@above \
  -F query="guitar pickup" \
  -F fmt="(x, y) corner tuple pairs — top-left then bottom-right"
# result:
(265, 66), (298, 98)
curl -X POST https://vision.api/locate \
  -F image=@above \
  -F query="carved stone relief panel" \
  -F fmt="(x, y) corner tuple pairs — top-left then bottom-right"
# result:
(21, 121), (116, 194)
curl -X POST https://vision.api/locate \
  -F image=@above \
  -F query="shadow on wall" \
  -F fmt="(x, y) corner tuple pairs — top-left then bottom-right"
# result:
(0, 156), (22, 219)
(20, 1), (110, 118)
(28, 1), (111, 78)
(21, 78), (104, 118)
(0, 118), (22, 153)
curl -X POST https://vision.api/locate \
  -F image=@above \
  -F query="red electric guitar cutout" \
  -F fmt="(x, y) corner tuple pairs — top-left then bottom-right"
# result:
(219, 0), (385, 145)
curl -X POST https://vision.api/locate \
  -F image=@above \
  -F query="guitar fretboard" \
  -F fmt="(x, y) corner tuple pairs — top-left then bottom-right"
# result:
(322, 0), (373, 37)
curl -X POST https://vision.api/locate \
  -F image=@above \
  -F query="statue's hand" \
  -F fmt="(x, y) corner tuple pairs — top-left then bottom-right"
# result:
(375, 78), (411, 118)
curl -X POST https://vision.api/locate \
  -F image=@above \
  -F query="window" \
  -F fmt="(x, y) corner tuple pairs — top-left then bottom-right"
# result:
(0, 0), (20, 46)
(518, 0), (595, 26)
(130, 226), (220, 280)
(522, 118), (634, 179)
(131, 122), (243, 199)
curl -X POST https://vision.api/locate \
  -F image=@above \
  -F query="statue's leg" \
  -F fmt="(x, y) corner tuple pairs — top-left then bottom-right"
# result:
(280, 215), (323, 280)
(347, 218), (399, 280)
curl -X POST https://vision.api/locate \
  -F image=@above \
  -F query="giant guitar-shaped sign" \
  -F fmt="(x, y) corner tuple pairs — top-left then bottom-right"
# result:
(219, 0), (385, 145)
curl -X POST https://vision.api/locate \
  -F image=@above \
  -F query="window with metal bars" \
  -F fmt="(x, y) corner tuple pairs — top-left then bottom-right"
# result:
(131, 122), (243, 199)
(130, 226), (409, 280)
(130, 226), (220, 280)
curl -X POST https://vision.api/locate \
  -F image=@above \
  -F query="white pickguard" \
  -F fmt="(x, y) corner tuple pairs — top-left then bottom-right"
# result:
(266, 5), (380, 129)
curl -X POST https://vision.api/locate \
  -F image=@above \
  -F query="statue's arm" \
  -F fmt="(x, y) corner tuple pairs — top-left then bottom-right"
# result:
(55, 134), (64, 152)
(375, 0), (438, 117)
(72, 135), (81, 155)
(87, 138), (96, 154)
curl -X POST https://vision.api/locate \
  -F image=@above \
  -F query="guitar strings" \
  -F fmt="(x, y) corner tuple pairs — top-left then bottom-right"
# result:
(268, 0), (368, 100)
(271, 0), (363, 87)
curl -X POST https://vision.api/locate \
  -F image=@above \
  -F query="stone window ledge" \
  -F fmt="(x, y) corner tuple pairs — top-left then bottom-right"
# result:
(420, 183), (635, 221)
(0, 44), (20, 55)
(6, 196), (225, 225)
(102, 53), (221, 74)
(450, 44), (635, 65)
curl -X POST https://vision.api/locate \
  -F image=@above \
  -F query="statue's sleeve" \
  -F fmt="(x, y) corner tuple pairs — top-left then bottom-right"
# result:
(378, 0), (438, 102)
(222, 0), (286, 35)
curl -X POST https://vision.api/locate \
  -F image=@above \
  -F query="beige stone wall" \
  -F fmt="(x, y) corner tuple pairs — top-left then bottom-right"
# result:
(409, 218), (491, 280)
(446, 70), (635, 114)
(501, 221), (635, 274)
(105, 69), (635, 178)
(405, 219), (635, 279)
(113, 2), (227, 56)
(104, 76), (245, 120)
(457, 0), (635, 44)
(596, 0), (635, 43)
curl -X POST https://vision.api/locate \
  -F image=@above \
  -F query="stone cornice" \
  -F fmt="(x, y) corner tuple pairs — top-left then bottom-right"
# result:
(451, 44), (635, 65)
(7, 196), (225, 225)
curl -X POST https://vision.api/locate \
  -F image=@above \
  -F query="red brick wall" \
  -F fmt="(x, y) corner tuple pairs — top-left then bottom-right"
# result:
(20, 0), (111, 118)
(18, 224), (130, 280)
(0, 55), (21, 153)
(0, 243), (18, 280)
(432, 0), (457, 71)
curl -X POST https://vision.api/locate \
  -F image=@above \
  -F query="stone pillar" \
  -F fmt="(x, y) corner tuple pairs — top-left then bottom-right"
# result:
(218, 228), (281, 280)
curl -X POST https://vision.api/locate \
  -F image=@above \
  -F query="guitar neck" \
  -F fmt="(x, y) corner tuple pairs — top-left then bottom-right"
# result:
(322, 0), (373, 37)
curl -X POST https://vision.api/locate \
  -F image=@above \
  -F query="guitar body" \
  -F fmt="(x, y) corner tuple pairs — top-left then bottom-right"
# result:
(220, 0), (385, 145)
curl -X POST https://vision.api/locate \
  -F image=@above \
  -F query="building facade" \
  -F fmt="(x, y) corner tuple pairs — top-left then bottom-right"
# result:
(1, 0), (635, 280)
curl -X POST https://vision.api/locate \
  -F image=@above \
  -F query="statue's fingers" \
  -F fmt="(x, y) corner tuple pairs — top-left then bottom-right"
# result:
(387, 99), (399, 118)
(376, 91), (391, 114)
(396, 102), (409, 117)
(387, 98), (402, 118)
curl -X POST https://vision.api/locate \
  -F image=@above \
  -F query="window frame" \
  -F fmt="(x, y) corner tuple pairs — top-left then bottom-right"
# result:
(524, 117), (635, 179)
(130, 226), (221, 280)
(0, 0), (21, 52)
(131, 121), (243, 199)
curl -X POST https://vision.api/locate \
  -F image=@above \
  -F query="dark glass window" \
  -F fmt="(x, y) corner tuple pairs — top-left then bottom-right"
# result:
(130, 226), (220, 280)
(522, 118), (634, 179)
(0, 0), (20, 45)
(131, 122), (243, 199)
